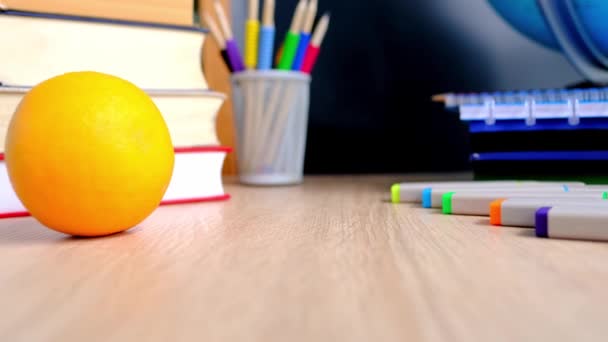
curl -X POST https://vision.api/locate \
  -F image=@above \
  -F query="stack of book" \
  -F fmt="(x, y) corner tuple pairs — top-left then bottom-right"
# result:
(437, 88), (608, 183)
(0, 0), (231, 218)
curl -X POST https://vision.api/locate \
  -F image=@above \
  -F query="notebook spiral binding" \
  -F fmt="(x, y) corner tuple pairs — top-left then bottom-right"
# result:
(446, 87), (608, 107)
(452, 88), (608, 124)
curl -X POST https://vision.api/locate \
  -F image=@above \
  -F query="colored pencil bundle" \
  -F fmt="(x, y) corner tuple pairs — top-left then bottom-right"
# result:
(202, 0), (330, 74)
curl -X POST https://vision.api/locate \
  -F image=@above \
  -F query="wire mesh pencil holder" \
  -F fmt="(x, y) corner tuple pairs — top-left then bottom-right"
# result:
(231, 70), (311, 185)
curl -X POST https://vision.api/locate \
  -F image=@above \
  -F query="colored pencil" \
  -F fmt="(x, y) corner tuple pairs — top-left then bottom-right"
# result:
(245, 0), (260, 69)
(201, 12), (233, 72)
(257, 0), (275, 70)
(277, 0), (306, 70)
(292, 0), (317, 70)
(214, 0), (245, 72)
(301, 12), (329, 74)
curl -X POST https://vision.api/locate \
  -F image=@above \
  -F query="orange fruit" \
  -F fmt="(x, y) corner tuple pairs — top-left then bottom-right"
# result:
(5, 71), (174, 237)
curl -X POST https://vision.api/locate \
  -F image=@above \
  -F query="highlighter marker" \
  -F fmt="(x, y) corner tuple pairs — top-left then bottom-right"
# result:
(443, 191), (606, 216)
(391, 181), (585, 204)
(536, 205), (608, 241)
(278, 0), (306, 70)
(426, 183), (586, 209)
(490, 197), (608, 227)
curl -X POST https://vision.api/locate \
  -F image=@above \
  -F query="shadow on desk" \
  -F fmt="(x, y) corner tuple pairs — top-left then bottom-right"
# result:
(0, 217), (139, 245)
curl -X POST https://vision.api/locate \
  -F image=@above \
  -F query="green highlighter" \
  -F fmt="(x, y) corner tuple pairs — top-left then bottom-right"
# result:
(442, 192), (456, 214)
(441, 190), (608, 216)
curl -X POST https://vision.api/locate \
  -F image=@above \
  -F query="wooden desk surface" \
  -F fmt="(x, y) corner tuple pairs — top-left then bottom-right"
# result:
(2, 175), (608, 341)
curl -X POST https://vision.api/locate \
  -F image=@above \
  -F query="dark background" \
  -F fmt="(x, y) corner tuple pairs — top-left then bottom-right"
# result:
(235, 0), (582, 173)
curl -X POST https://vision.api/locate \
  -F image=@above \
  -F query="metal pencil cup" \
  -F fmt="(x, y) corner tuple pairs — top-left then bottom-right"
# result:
(231, 71), (311, 185)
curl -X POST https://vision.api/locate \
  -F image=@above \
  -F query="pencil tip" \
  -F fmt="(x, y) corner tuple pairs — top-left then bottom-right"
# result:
(431, 94), (446, 102)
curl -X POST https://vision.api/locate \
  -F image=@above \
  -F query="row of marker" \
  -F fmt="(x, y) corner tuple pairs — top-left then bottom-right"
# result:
(203, 0), (330, 74)
(391, 181), (608, 242)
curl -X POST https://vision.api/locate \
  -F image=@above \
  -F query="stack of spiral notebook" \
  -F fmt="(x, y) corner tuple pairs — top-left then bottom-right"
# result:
(436, 87), (608, 183)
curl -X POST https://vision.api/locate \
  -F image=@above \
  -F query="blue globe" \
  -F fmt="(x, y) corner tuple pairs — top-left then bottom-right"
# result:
(487, 0), (560, 51)
(570, 0), (608, 57)
(488, 0), (608, 57)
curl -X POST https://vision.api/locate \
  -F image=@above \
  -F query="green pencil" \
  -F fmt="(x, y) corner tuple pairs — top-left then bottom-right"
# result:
(278, 0), (306, 70)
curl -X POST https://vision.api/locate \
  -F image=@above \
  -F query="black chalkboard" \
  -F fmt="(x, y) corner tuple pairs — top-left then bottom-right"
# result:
(272, 0), (569, 173)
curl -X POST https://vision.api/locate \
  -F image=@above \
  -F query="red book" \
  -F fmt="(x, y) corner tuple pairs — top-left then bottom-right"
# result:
(0, 146), (231, 219)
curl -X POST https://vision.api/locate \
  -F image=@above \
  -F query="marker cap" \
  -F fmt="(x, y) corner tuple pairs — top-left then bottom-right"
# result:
(490, 199), (506, 225)
(535, 207), (551, 238)
(442, 192), (455, 214)
(422, 188), (432, 208)
(391, 184), (400, 203)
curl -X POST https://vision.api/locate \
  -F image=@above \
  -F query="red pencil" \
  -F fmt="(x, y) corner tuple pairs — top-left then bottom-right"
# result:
(301, 13), (329, 74)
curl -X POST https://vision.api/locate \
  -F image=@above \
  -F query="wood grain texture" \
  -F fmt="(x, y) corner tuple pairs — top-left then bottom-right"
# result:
(200, 0), (238, 175)
(2, 175), (608, 341)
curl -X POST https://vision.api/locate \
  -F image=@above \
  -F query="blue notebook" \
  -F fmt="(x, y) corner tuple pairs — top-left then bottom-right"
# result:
(472, 151), (608, 161)
(441, 88), (608, 133)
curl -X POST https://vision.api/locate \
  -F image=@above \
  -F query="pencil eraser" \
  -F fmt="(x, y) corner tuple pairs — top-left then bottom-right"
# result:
(391, 184), (400, 203)
(535, 207), (551, 238)
(490, 199), (506, 226)
(422, 188), (432, 208)
(442, 192), (455, 215)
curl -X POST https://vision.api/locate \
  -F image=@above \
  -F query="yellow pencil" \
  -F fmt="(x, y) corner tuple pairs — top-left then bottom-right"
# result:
(245, 0), (260, 69)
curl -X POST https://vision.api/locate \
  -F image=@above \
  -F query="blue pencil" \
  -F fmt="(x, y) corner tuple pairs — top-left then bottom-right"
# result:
(292, 0), (317, 70)
(257, 0), (275, 70)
